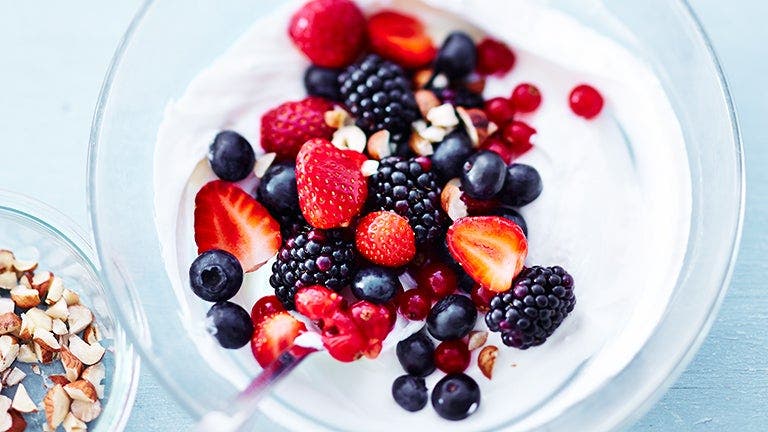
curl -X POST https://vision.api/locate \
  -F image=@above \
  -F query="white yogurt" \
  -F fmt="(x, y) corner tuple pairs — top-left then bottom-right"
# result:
(153, 0), (691, 430)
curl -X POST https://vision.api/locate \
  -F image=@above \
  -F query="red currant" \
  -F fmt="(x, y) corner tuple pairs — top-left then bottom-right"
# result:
(476, 38), (516, 76)
(481, 132), (514, 165)
(251, 295), (284, 320)
(434, 340), (470, 374)
(397, 289), (432, 321)
(470, 285), (496, 312)
(415, 261), (458, 299)
(484, 97), (515, 126)
(569, 84), (604, 119)
(511, 83), (542, 113)
(502, 120), (536, 156)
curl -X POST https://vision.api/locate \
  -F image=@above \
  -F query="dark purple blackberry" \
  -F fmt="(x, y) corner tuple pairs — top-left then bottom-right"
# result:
(434, 86), (484, 109)
(368, 156), (446, 245)
(485, 266), (575, 349)
(338, 54), (420, 146)
(270, 226), (356, 310)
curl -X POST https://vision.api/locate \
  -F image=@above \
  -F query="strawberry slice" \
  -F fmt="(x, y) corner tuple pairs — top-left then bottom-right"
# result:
(447, 216), (528, 292)
(194, 180), (281, 272)
(295, 285), (345, 320)
(368, 10), (436, 69)
(296, 139), (368, 229)
(250, 300), (307, 367)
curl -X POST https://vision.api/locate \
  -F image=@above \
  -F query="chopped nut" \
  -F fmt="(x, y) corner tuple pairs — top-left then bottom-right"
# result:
(60, 347), (83, 382)
(418, 125), (448, 143)
(67, 305), (92, 335)
(440, 178), (469, 221)
(0, 272), (16, 290)
(49, 375), (70, 387)
(46, 299), (69, 321)
(44, 384), (71, 430)
(412, 68), (434, 89)
(63, 412), (87, 432)
(45, 276), (64, 305)
(0, 335), (19, 371)
(457, 107), (490, 147)
(32, 271), (53, 298)
(331, 125), (367, 153)
(62, 289), (79, 306)
(427, 103), (460, 128)
(82, 325), (101, 344)
(26, 308), (53, 332)
(52, 319), (68, 336)
(408, 132), (434, 156)
(11, 383), (36, 413)
(12, 259), (37, 275)
(64, 380), (98, 403)
(0, 299), (14, 315)
(68, 336), (104, 366)
(16, 344), (35, 363)
(34, 329), (61, 352)
(467, 330), (489, 351)
(3, 367), (25, 387)
(81, 363), (105, 399)
(18, 272), (32, 289)
(0, 313), (20, 335)
(0, 395), (11, 431)
(360, 160), (380, 178)
(431, 73), (449, 89)
(10, 285), (40, 309)
(414, 89), (441, 118)
(478, 345), (499, 379)
(0, 251), (14, 272)
(366, 130), (392, 160)
(324, 106), (353, 129)
(34, 342), (57, 364)
(71, 399), (101, 423)
(252, 152), (276, 179)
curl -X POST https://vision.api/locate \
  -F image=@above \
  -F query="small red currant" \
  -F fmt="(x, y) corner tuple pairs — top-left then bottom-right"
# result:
(434, 339), (471, 374)
(476, 38), (516, 76)
(511, 83), (542, 113)
(484, 97), (516, 127)
(569, 84), (604, 119)
(397, 289), (432, 321)
(415, 261), (458, 299)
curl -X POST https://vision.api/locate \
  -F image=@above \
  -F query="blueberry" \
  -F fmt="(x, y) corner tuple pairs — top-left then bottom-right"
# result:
(431, 131), (475, 181)
(206, 301), (253, 349)
(256, 162), (299, 218)
(208, 130), (255, 181)
(396, 330), (436, 377)
(431, 373), (481, 420)
(189, 249), (243, 302)
(491, 206), (528, 236)
(500, 163), (543, 206)
(434, 32), (477, 81)
(460, 150), (507, 200)
(304, 66), (341, 101)
(352, 266), (401, 304)
(392, 375), (428, 412)
(427, 294), (477, 340)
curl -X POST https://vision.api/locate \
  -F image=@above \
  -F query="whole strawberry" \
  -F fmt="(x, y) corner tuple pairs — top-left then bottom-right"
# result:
(288, 0), (367, 68)
(260, 97), (335, 161)
(355, 211), (416, 267)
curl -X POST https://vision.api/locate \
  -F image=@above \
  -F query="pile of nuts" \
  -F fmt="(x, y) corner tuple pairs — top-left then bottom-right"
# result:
(0, 250), (106, 431)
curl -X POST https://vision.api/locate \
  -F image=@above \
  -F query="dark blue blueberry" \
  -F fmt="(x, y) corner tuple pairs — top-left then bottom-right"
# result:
(431, 130), (475, 181)
(351, 266), (401, 304)
(189, 249), (243, 302)
(256, 162), (299, 218)
(304, 66), (341, 101)
(208, 130), (255, 181)
(434, 32), (477, 81)
(491, 206), (528, 237)
(427, 294), (477, 340)
(500, 164), (543, 207)
(431, 373), (481, 420)
(396, 330), (436, 377)
(460, 150), (507, 200)
(392, 375), (428, 412)
(206, 301), (253, 349)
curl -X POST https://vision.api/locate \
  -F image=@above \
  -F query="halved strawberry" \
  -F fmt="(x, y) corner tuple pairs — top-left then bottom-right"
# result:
(447, 216), (528, 292)
(355, 211), (416, 267)
(349, 301), (393, 344)
(296, 139), (368, 229)
(250, 309), (307, 368)
(194, 180), (281, 272)
(295, 285), (345, 320)
(368, 10), (436, 69)
(319, 309), (368, 362)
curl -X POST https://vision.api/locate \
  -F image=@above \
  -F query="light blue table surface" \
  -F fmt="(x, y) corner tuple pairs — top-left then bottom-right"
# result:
(0, 1), (765, 430)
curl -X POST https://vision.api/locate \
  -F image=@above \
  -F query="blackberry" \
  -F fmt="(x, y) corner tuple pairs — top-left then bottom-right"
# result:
(485, 266), (575, 349)
(368, 156), (446, 245)
(339, 54), (420, 146)
(270, 226), (356, 310)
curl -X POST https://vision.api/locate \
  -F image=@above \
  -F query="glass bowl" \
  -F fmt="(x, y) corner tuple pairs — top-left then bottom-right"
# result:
(87, 0), (743, 430)
(0, 190), (139, 431)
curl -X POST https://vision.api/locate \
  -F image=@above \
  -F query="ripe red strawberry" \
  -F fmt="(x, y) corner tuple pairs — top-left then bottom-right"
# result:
(355, 211), (416, 267)
(447, 216), (528, 292)
(295, 285), (345, 320)
(368, 10), (436, 69)
(288, 0), (367, 68)
(250, 304), (307, 367)
(194, 180), (281, 272)
(296, 138), (368, 229)
(260, 97), (335, 161)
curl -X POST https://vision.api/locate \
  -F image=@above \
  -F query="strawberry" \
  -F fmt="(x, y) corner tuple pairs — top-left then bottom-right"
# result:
(355, 211), (416, 267)
(288, 0), (367, 68)
(251, 295), (285, 320)
(368, 10), (436, 69)
(319, 309), (369, 362)
(296, 139), (368, 228)
(447, 216), (528, 292)
(250, 303), (307, 367)
(260, 97), (335, 161)
(295, 285), (345, 320)
(194, 180), (281, 272)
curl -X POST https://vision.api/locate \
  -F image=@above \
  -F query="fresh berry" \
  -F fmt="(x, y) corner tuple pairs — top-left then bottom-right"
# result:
(368, 156), (446, 245)
(194, 180), (281, 272)
(490, 206), (528, 237)
(397, 289), (432, 321)
(500, 163), (542, 207)
(415, 260), (458, 300)
(351, 265), (402, 304)
(368, 10), (436, 69)
(296, 139), (368, 229)
(470, 284), (496, 312)
(250, 306), (306, 367)
(457, 270), (475, 293)
(206, 301), (254, 349)
(461, 188), (500, 215)
(288, 0), (366, 68)
(294, 285), (345, 319)
(392, 375), (429, 412)
(569, 84), (604, 119)
(426, 294), (477, 341)
(304, 66), (341, 101)
(270, 225), (356, 310)
(501, 120), (536, 158)
(260, 97), (335, 161)
(481, 133), (515, 165)
(460, 150), (507, 200)
(511, 83), (542, 113)
(339, 54), (420, 146)
(256, 162), (299, 222)
(476, 38), (515, 76)
(208, 131), (255, 182)
(349, 300), (394, 345)
(355, 211), (416, 267)
(396, 330), (436, 377)
(251, 295), (285, 319)
(485, 266), (575, 349)
(447, 216), (528, 292)
(484, 97), (515, 127)
(319, 309), (369, 362)
(431, 130), (475, 181)
(431, 373), (481, 421)
(434, 86), (485, 109)
(189, 249), (243, 302)
(434, 340), (470, 374)
(434, 32), (477, 81)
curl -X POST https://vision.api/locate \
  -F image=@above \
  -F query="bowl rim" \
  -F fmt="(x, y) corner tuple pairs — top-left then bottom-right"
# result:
(86, 0), (745, 430)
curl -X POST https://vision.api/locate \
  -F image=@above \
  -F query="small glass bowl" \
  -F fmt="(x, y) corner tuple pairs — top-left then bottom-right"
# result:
(0, 190), (138, 431)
